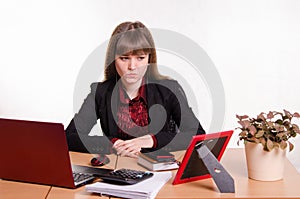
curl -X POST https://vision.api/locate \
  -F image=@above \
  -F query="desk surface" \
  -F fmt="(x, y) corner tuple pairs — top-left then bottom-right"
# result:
(0, 180), (51, 199)
(1, 148), (300, 199)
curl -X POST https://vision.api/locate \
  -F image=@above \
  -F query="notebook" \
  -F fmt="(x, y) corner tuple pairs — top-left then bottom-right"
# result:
(172, 130), (233, 185)
(0, 118), (112, 188)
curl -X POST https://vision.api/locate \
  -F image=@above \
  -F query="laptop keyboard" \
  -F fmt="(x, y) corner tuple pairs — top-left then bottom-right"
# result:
(73, 172), (95, 186)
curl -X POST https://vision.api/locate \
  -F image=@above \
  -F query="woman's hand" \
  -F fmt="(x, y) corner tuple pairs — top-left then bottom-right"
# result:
(113, 135), (154, 158)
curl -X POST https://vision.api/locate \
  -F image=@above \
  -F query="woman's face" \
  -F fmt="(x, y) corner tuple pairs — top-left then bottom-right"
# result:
(115, 52), (149, 86)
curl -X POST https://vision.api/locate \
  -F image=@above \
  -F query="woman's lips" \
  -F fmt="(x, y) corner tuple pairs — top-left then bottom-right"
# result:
(125, 73), (137, 78)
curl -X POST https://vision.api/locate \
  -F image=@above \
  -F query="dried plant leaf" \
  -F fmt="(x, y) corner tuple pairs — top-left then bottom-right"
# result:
(276, 132), (285, 139)
(236, 114), (249, 120)
(293, 112), (300, 118)
(255, 130), (264, 138)
(239, 131), (247, 137)
(266, 139), (274, 151)
(273, 142), (280, 149)
(238, 120), (250, 129)
(292, 124), (299, 131)
(267, 121), (274, 127)
(248, 125), (257, 135)
(275, 119), (283, 125)
(284, 109), (292, 118)
(280, 141), (287, 150)
(288, 141), (294, 152)
(259, 137), (266, 146)
(257, 112), (266, 121)
(267, 111), (274, 119)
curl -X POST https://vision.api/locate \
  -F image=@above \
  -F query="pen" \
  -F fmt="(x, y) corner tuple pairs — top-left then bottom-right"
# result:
(114, 155), (119, 170)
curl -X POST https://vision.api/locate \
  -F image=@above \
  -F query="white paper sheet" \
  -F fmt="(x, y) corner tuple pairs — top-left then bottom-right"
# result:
(85, 171), (172, 199)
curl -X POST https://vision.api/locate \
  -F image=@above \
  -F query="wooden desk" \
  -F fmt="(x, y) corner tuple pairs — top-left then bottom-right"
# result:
(2, 148), (300, 198)
(0, 179), (51, 199)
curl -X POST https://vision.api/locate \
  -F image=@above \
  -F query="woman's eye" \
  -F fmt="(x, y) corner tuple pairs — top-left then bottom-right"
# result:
(120, 57), (129, 61)
(138, 56), (146, 60)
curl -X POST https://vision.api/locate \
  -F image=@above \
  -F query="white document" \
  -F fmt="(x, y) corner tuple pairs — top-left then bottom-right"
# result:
(85, 171), (172, 199)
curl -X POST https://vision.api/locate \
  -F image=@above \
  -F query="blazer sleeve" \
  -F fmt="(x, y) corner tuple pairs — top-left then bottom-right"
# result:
(153, 81), (205, 151)
(65, 83), (111, 154)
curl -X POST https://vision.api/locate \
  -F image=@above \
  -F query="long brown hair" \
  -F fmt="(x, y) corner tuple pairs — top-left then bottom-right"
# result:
(104, 21), (168, 81)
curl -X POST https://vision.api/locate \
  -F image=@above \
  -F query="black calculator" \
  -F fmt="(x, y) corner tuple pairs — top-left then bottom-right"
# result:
(96, 168), (154, 185)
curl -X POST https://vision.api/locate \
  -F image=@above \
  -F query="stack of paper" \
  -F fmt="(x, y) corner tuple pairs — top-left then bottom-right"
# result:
(85, 171), (172, 199)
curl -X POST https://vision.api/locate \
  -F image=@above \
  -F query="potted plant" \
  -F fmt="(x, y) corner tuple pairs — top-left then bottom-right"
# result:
(236, 109), (300, 181)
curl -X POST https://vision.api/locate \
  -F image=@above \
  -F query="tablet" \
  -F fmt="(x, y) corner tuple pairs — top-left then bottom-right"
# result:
(172, 130), (233, 185)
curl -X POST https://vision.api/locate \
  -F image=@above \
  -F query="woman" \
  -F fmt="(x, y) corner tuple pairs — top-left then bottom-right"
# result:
(66, 21), (205, 158)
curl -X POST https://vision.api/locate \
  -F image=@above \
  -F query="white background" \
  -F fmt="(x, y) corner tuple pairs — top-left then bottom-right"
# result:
(1, 0), (300, 160)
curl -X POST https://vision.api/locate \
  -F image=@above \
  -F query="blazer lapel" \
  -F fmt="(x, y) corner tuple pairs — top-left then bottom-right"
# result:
(146, 81), (167, 134)
(106, 81), (119, 137)
(146, 81), (162, 108)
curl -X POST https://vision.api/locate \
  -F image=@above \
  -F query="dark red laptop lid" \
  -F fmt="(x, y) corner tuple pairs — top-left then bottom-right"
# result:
(0, 118), (75, 188)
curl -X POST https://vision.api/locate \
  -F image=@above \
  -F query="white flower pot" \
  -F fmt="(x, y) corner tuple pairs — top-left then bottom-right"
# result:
(244, 141), (286, 181)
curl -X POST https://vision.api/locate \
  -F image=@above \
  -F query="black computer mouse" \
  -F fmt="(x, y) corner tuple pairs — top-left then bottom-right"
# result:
(91, 154), (110, 166)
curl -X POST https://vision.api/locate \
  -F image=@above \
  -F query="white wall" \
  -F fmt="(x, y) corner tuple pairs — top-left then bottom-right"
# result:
(1, 0), (300, 149)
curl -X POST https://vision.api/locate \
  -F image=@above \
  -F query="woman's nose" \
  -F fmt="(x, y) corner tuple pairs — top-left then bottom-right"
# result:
(128, 59), (137, 70)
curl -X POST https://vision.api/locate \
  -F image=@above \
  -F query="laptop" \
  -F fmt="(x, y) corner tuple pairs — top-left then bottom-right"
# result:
(172, 130), (233, 185)
(0, 118), (112, 188)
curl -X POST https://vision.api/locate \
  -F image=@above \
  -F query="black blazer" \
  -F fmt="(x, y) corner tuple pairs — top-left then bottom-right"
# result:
(65, 78), (205, 154)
